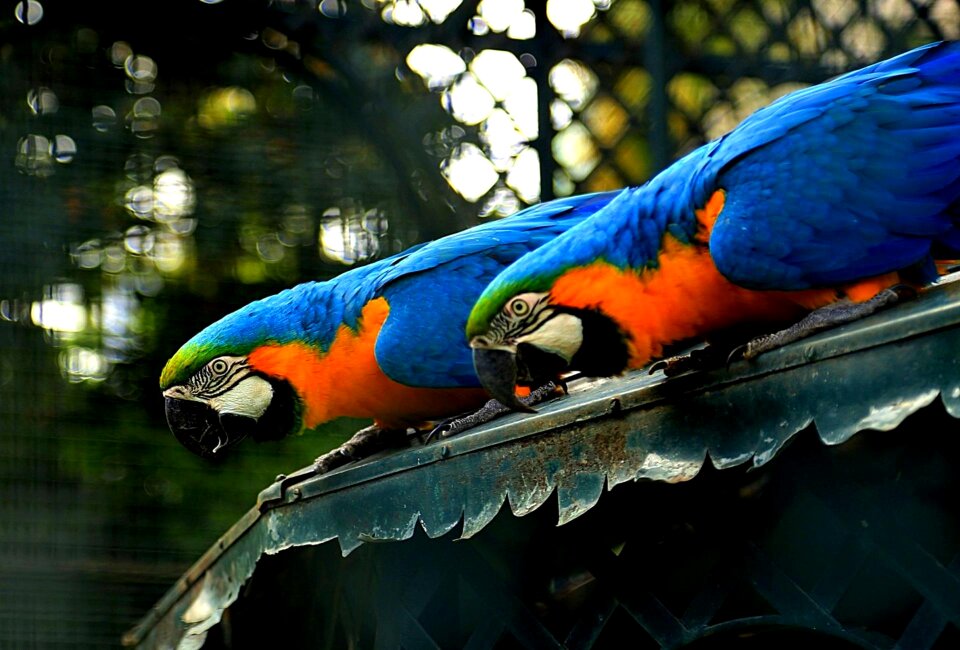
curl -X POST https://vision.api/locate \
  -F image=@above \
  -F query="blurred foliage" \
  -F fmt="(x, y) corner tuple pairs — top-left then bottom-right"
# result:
(0, 0), (955, 646)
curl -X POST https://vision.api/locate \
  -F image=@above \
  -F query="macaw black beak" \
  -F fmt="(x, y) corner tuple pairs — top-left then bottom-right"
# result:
(471, 346), (537, 413)
(164, 397), (254, 459)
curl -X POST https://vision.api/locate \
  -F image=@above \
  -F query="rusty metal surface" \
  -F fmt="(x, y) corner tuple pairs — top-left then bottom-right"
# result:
(125, 274), (960, 649)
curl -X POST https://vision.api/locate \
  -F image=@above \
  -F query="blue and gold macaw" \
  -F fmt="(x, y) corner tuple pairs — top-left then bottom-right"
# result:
(466, 41), (960, 409)
(159, 191), (617, 459)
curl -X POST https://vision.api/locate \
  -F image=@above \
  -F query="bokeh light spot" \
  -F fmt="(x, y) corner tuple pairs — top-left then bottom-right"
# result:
(546, 0), (596, 37)
(31, 284), (86, 334)
(153, 168), (196, 222)
(319, 0), (346, 17)
(418, 0), (462, 23)
(552, 121), (600, 181)
(125, 55), (158, 82)
(481, 108), (526, 168)
(551, 99), (574, 130)
(505, 146), (540, 203)
(14, 0), (42, 25)
(470, 49), (526, 101)
(480, 186), (520, 218)
(129, 97), (162, 138)
(71, 240), (102, 270)
(110, 42), (133, 67)
(166, 218), (197, 237)
(550, 59), (598, 110)
(92, 105), (118, 132)
(507, 9), (536, 39)
(124, 186), (154, 219)
(382, 0), (427, 26)
(15, 134), (54, 177)
(256, 234), (285, 263)
(477, 0), (524, 32)
(442, 143), (499, 201)
(151, 232), (189, 274)
(124, 225), (155, 255)
(407, 44), (465, 90)
(318, 206), (383, 265)
(60, 348), (108, 383)
(502, 76), (538, 139)
(442, 73), (495, 125)
(27, 87), (58, 115)
(198, 87), (257, 129)
(52, 135), (77, 163)
(101, 244), (127, 274)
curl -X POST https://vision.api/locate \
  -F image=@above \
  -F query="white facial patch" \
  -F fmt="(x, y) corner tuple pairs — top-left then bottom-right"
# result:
(517, 313), (583, 363)
(209, 375), (274, 420)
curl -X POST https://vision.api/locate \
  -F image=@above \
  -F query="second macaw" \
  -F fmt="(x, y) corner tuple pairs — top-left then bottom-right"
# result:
(159, 190), (617, 459)
(466, 41), (960, 409)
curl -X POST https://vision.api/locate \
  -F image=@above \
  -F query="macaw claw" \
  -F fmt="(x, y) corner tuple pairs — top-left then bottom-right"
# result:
(649, 345), (732, 377)
(314, 425), (408, 475)
(426, 381), (564, 442)
(648, 285), (916, 374)
(739, 285), (914, 360)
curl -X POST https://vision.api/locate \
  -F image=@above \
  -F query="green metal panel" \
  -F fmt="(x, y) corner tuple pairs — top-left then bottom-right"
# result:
(126, 275), (960, 648)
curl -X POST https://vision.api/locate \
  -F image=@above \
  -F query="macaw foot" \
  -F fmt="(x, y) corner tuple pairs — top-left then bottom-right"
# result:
(648, 345), (733, 377)
(314, 425), (408, 474)
(426, 381), (565, 442)
(736, 285), (915, 361)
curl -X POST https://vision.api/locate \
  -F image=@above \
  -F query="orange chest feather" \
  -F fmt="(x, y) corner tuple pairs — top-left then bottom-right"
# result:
(247, 298), (486, 429)
(550, 190), (899, 367)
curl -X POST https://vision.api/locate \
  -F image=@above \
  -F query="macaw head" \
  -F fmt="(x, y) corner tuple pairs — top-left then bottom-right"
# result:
(465, 258), (631, 412)
(159, 290), (312, 459)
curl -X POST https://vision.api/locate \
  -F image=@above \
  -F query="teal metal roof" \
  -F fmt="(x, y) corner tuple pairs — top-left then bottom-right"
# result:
(124, 275), (960, 648)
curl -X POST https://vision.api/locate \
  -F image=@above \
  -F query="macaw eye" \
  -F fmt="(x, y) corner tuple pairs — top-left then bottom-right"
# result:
(211, 359), (228, 375)
(509, 298), (529, 317)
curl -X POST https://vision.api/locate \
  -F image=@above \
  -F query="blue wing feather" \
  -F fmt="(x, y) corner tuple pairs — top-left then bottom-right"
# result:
(706, 40), (960, 289)
(374, 191), (620, 387)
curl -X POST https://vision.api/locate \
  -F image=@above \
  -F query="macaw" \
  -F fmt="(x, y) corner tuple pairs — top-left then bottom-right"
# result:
(466, 41), (960, 411)
(159, 190), (618, 459)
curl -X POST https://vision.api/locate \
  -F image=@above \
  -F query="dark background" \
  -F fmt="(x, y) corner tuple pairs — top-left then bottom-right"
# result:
(0, 0), (955, 646)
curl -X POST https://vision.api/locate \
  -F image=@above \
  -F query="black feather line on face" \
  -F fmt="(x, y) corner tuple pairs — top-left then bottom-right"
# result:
(556, 306), (630, 377)
(190, 357), (252, 399)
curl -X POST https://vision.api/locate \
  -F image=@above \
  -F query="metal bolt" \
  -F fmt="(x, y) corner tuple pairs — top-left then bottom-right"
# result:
(289, 487), (302, 502)
(440, 445), (450, 459)
(275, 473), (287, 482)
(609, 397), (622, 413)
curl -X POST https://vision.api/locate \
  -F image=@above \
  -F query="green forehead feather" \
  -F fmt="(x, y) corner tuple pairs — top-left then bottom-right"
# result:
(466, 275), (557, 337)
(160, 340), (239, 389)
(159, 341), (204, 389)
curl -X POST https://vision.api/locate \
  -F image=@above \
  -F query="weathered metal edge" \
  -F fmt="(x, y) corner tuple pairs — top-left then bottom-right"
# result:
(124, 276), (960, 648)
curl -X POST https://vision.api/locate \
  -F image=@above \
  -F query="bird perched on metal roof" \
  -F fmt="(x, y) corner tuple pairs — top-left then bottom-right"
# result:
(159, 190), (618, 465)
(466, 41), (960, 412)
